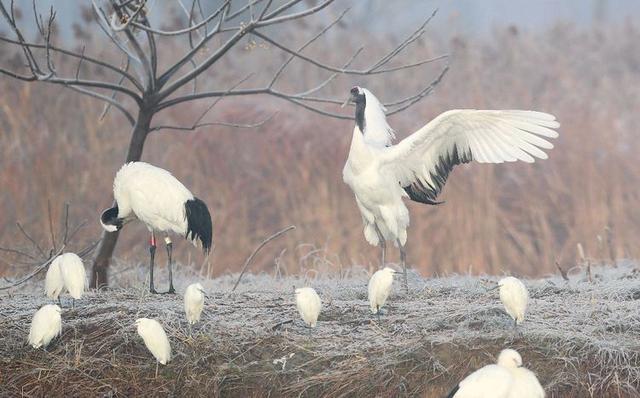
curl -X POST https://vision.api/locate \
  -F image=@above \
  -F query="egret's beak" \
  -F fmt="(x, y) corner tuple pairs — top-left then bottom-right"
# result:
(486, 285), (500, 292)
(198, 288), (207, 298)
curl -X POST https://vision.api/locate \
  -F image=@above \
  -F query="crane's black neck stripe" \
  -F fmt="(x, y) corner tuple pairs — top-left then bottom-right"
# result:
(101, 206), (123, 230)
(185, 197), (213, 254)
(354, 92), (366, 133)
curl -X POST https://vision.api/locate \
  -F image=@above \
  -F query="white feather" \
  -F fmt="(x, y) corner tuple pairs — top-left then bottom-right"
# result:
(184, 283), (205, 325)
(450, 349), (522, 398)
(507, 367), (545, 398)
(59, 253), (86, 300)
(295, 287), (322, 328)
(343, 89), (560, 248)
(44, 258), (64, 300)
(368, 267), (395, 314)
(28, 304), (62, 349)
(499, 277), (529, 324)
(136, 318), (171, 365)
(113, 162), (194, 235)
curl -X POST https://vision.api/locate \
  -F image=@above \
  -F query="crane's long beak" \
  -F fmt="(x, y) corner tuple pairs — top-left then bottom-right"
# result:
(341, 95), (351, 108)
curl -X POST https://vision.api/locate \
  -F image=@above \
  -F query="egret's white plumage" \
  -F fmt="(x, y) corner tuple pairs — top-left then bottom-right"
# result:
(368, 267), (395, 314)
(184, 283), (205, 325)
(44, 258), (64, 301)
(101, 162), (213, 293)
(28, 304), (62, 349)
(343, 87), (560, 290)
(58, 253), (86, 300)
(507, 366), (545, 398)
(295, 287), (322, 328)
(136, 318), (171, 365)
(447, 349), (522, 398)
(498, 276), (529, 326)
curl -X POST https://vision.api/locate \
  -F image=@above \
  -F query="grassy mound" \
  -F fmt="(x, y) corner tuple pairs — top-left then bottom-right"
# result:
(2, 263), (639, 397)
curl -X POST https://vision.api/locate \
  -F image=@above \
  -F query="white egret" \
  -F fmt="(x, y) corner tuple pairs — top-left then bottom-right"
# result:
(184, 283), (205, 331)
(44, 258), (64, 304)
(295, 287), (322, 328)
(446, 349), (522, 398)
(498, 276), (529, 329)
(507, 365), (545, 398)
(342, 87), (559, 291)
(135, 318), (171, 377)
(45, 253), (86, 307)
(101, 162), (213, 294)
(368, 267), (396, 319)
(28, 304), (62, 349)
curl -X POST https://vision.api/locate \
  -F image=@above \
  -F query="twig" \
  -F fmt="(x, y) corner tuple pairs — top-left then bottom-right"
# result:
(231, 225), (295, 292)
(556, 260), (569, 282)
(272, 319), (293, 331)
(0, 245), (65, 290)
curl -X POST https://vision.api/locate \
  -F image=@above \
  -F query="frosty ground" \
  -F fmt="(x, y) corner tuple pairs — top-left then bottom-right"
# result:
(2, 262), (639, 397)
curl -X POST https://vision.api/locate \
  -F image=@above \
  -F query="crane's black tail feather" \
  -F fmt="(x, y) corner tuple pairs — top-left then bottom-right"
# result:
(185, 197), (213, 253)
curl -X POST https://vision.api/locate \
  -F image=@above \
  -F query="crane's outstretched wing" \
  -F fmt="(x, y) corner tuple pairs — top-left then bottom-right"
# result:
(379, 110), (560, 204)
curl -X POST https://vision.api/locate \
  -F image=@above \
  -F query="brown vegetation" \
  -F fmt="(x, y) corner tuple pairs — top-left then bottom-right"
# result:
(1, 20), (639, 280)
(2, 264), (639, 397)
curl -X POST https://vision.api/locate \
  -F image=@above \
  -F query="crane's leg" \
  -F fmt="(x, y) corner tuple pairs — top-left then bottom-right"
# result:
(57, 296), (62, 307)
(374, 224), (386, 267)
(397, 239), (408, 293)
(149, 232), (158, 294)
(165, 236), (175, 294)
(376, 305), (381, 323)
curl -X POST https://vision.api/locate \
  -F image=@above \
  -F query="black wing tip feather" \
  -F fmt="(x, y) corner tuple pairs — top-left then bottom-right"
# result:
(445, 384), (460, 398)
(185, 197), (213, 254)
(403, 144), (472, 205)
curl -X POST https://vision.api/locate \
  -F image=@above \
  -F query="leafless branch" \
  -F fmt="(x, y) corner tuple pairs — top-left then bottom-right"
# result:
(232, 225), (296, 292)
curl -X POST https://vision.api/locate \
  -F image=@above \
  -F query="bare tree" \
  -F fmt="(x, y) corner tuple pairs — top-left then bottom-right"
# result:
(0, 0), (447, 289)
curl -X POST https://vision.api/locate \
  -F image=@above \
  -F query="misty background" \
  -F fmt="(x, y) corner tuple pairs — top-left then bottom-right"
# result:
(1, 0), (638, 279)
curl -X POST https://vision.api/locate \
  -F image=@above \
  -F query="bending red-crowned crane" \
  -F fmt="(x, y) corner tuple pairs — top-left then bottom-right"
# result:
(100, 162), (212, 294)
(342, 87), (560, 291)
(446, 349), (522, 398)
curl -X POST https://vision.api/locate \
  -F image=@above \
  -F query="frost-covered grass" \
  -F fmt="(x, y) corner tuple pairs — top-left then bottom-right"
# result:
(2, 262), (640, 397)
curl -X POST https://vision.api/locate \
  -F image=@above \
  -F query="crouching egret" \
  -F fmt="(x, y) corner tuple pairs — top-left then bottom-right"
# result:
(136, 318), (171, 378)
(446, 349), (521, 398)
(342, 87), (560, 292)
(368, 267), (396, 320)
(45, 253), (86, 307)
(28, 304), (62, 349)
(184, 283), (205, 333)
(101, 162), (213, 294)
(295, 287), (322, 328)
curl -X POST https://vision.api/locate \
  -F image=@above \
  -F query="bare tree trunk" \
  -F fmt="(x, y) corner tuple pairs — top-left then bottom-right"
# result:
(90, 107), (154, 289)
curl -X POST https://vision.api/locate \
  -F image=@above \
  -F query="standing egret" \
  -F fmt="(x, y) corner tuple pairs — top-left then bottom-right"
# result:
(295, 287), (322, 328)
(101, 162), (213, 294)
(28, 304), (62, 349)
(446, 349), (521, 398)
(498, 276), (529, 329)
(45, 253), (86, 307)
(368, 267), (396, 320)
(135, 318), (171, 378)
(184, 283), (205, 334)
(44, 258), (64, 304)
(342, 87), (560, 291)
